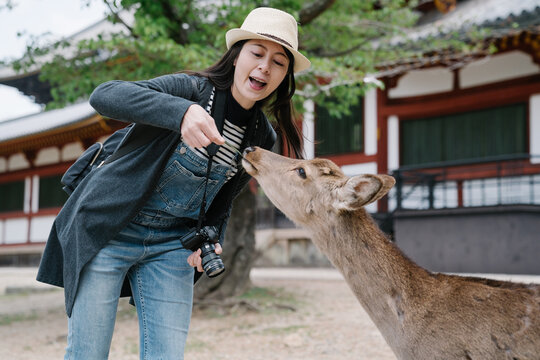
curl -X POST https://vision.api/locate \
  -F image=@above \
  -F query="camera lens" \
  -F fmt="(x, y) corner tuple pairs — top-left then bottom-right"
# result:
(200, 242), (225, 278)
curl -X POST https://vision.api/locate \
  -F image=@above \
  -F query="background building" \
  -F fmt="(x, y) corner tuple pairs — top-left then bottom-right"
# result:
(1, 0), (539, 273)
(258, 0), (540, 273)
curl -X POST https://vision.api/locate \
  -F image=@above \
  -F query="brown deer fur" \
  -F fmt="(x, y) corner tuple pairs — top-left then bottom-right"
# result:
(242, 146), (540, 360)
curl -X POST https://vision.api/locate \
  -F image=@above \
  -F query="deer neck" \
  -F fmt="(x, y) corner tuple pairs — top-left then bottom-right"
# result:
(306, 209), (433, 351)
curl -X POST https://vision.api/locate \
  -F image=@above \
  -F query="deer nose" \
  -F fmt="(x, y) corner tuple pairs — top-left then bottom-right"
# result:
(243, 147), (255, 156)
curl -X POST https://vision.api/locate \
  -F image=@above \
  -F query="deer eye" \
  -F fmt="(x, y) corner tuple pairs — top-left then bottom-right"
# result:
(296, 167), (307, 179)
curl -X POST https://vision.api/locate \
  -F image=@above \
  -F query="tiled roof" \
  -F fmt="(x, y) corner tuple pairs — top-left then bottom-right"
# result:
(0, 102), (96, 143)
(377, 0), (540, 76)
(410, 0), (540, 40)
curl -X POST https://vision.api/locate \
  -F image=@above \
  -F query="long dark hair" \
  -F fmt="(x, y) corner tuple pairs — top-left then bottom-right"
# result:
(186, 40), (303, 159)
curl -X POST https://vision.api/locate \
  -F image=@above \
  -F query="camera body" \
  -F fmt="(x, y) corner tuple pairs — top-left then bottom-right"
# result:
(182, 225), (225, 278)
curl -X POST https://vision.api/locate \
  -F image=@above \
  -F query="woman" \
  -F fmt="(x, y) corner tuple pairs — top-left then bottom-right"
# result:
(36, 7), (310, 360)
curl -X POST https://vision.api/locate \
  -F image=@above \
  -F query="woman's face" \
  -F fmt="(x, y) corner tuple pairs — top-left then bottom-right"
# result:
(231, 39), (290, 109)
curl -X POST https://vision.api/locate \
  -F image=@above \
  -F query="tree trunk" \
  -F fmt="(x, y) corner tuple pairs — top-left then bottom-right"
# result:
(193, 185), (256, 300)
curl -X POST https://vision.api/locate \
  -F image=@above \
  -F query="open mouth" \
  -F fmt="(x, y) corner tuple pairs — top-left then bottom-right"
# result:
(249, 76), (267, 90)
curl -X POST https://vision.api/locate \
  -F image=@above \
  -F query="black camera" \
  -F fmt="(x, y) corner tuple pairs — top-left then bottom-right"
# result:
(183, 226), (225, 278)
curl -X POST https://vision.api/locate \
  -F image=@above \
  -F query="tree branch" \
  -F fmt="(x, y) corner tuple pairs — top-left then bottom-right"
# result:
(303, 18), (408, 57)
(352, 19), (409, 33)
(158, 0), (190, 45)
(0, 0), (15, 11)
(104, 0), (137, 38)
(299, 0), (336, 25)
(310, 38), (372, 58)
(296, 79), (361, 98)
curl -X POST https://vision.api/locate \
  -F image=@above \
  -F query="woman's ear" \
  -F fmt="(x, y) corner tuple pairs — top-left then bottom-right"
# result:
(233, 50), (241, 67)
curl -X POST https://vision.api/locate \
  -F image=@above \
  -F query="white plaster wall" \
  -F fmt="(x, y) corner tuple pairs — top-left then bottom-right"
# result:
(387, 115), (400, 171)
(302, 100), (315, 159)
(460, 51), (539, 88)
(433, 182), (458, 208)
(30, 215), (55, 243)
(493, 175), (540, 205)
(4, 218), (28, 244)
(341, 162), (378, 177)
(32, 175), (39, 213)
(530, 94), (540, 164)
(8, 153), (30, 171)
(388, 67), (453, 98)
(62, 142), (85, 161)
(34, 147), (60, 166)
(364, 89), (378, 155)
(0, 220), (3, 244)
(388, 181), (458, 211)
(0, 158), (6, 173)
(24, 177), (31, 214)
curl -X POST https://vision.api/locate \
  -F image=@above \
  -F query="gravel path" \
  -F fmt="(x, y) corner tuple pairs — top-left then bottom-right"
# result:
(0, 268), (538, 359)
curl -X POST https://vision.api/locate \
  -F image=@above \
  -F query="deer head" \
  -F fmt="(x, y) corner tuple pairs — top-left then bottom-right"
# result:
(242, 147), (395, 225)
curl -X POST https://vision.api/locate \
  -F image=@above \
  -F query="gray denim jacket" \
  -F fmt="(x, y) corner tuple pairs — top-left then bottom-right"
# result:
(36, 74), (276, 316)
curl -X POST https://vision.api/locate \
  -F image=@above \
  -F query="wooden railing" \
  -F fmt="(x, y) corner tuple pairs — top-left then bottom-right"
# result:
(389, 154), (540, 210)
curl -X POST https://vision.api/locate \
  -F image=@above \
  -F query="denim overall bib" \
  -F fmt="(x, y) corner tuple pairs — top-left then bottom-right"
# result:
(132, 140), (234, 230)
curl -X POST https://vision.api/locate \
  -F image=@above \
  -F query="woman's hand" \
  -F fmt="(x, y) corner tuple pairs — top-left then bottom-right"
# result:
(181, 104), (225, 148)
(187, 243), (223, 273)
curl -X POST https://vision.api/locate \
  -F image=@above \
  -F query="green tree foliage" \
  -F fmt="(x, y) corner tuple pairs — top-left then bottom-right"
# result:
(7, 0), (484, 116)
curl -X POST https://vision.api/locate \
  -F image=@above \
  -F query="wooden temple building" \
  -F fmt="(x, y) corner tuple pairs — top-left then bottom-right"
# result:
(0, 104), (125, 264)
(1, 0), (539, 271)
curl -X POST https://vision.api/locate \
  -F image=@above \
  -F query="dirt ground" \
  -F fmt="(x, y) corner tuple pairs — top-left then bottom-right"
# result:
(0, 268), (396, 360)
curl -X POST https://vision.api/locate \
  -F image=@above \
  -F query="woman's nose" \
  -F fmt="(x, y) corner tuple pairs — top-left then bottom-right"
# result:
(258, 60), (270, 73)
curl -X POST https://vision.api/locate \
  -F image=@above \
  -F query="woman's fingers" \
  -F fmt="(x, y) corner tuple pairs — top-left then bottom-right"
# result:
(187, 249), (204, 272)
(181, 104), (225, 148)
(184, 129), (209, 148)
(187, 244), (223, 273)
(187, 250), (196, 266)
(195, 255), (203, 272)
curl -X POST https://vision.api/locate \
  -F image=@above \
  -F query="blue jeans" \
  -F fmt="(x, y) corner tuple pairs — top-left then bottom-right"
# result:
(65, 142), (233, 359)
(65, 220), (195, 360)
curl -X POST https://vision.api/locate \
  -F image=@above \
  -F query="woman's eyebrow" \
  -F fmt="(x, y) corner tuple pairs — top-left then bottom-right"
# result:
(252, 43), (288, 59)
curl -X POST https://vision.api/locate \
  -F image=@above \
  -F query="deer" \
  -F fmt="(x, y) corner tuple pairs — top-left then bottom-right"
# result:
(242, 146), (540, 360)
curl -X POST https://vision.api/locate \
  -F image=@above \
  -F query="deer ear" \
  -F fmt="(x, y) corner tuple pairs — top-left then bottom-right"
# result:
(334, 174), (395, 211)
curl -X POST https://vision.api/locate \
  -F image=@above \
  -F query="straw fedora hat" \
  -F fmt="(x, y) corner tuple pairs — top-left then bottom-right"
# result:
(226, 7), (311, 73)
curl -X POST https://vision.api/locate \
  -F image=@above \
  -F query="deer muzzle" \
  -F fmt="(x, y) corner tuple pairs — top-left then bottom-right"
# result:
(242, 147), (259, 175)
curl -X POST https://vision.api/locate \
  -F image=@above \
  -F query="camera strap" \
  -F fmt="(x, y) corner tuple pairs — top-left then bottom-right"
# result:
(195, 88), (227, 234)
(195, 88), (258, 240)
(196, 154), (214, 232)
